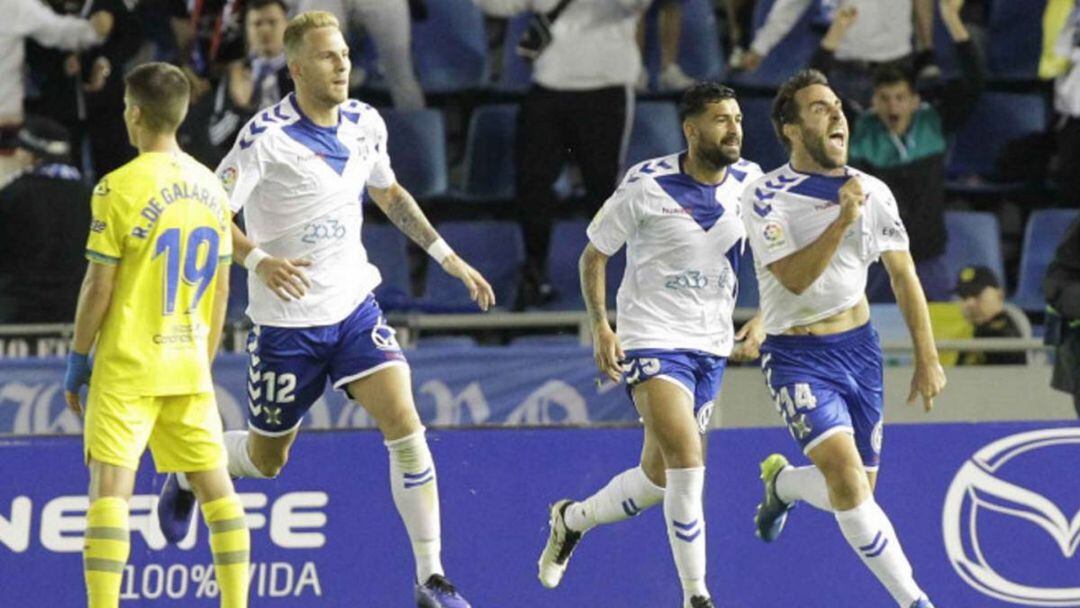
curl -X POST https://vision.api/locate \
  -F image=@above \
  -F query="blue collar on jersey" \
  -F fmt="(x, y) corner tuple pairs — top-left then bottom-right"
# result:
(281, 94), (353, 176)
(653, 153), (741, 232)
(783, 163), (851, 202)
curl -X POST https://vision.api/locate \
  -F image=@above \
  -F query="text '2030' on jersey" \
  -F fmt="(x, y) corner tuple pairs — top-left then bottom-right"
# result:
(740, 164), (910, 335)
(216, 93), (396, 328)
(85, 152), (234, 396)
(588, 153), (763, 357)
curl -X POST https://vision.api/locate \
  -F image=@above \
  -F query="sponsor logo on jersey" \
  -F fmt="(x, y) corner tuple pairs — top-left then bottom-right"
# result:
(89, 218), (107, 234)
(219, 167), (237, 193)
(93, 179), (109, 196)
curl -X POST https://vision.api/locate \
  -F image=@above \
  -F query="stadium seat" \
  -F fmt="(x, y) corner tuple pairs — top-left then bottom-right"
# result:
(739, 96), (788, 172)
(411, 0), (487, 93)
(730, 0), (819, 89)
(735, 245), (759, 309)
(381, 109), (448, 199)
(546, 219), (626, 311)
(943, 211), (1005, 288)
(497, 15), (534, 92)
(414, 335), (479, 348)
(948, 92), (1046, 180)
(226, 266), (249, 323)
(423, 221), (524, 310)
(986, 0), (1044, 79)
(869, 304), (914, 365)
(641, 0), (725, 88)
(626, 101), (684, 168)
(457, 104), (518, 202)
(362, 223), (412, 309)
(1013, 209), (1079, 312)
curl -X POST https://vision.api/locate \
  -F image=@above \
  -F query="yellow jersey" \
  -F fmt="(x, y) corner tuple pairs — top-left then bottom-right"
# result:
(85, 151), (233, 396)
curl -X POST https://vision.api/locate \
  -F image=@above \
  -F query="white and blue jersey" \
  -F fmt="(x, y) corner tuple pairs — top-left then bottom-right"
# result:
(588, 153), (762, 431)
(216, 94), (407, 435)
(217, 92), (395, 328)
(740, 164), (910, 467)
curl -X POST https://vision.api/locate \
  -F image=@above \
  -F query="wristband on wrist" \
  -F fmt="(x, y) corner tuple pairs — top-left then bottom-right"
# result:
(425, 238), (454, 264)
(244, 248), (270, 272)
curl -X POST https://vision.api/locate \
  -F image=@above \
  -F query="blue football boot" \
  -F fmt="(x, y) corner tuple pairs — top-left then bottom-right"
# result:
(156, 473), (196, 544)
(754, 453), (795, 542)
(415, 574), (471, 608)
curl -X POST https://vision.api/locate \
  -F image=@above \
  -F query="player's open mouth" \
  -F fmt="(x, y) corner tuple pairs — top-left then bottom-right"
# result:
(827, 131), (845, 151)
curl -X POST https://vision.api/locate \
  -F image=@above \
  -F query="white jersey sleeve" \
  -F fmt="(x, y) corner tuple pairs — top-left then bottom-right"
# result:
(741, 178), (800, 267)
(367, 110), (396, 189)
(216, 124), (263, 214)
(587, 174), (641, 256)
(864, 177), (910, 257)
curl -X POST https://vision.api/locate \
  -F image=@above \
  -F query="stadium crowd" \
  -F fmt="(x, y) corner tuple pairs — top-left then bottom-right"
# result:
(1, 0), (1078, 350)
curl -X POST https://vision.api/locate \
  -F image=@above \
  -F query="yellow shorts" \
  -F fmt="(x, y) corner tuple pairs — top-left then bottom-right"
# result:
(84, 386), (226, 473)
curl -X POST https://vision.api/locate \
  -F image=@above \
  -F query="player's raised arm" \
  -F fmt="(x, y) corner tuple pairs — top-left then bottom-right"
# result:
(64, 261), (117, 415)
(579, 242), (623, 383)
(881, 249), (946, 411)
(767, 177), (863, 295)
(367, 181), (495, 311)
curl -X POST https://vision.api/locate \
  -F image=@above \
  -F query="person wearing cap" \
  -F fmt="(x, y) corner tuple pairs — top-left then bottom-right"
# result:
(955, 265), (1025, 365)
(0, 116), (91, 324)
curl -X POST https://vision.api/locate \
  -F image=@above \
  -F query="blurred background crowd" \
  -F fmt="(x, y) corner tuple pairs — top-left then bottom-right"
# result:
(1, 0), (1078, 370)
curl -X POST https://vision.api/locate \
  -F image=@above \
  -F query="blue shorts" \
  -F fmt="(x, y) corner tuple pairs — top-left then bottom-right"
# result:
(622, 349), (727, 434)
(245, 296), (407, 436)
(760, 323), (884, 469)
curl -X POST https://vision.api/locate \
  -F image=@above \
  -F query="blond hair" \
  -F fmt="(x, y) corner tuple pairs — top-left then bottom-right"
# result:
(283, 11), (340, 59)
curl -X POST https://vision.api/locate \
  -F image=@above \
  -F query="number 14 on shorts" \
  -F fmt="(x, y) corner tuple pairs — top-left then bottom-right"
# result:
(774, 383), (817, 418)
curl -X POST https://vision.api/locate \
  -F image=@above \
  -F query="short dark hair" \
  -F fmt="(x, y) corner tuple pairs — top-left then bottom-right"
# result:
(678, 82), (738, 121)
(871, 64), (916, 92)
(246, 0), (288, 14)
(125, 62), (190, 133)
(771, 69), (830, 150)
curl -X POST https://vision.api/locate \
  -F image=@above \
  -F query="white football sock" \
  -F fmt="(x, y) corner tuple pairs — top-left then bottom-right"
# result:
(224, 430), (270, 479)
(564, 466), (665, 533)
(775, 465), (832, 511)
(665, 467), (708, 605)
(386, 429), (443, 583)
(835, 497), (924, 607)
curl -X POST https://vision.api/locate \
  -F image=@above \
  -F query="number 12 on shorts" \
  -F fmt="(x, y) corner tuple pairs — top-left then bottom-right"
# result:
(775, 383), (817, 418)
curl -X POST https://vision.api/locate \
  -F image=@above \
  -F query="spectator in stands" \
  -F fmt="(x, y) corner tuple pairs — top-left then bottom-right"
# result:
(474, 0), (649, 308)
(1052, 3), (1080, 207)
(0, 0), (109, 183)
(0, 118), (90, 324)
(844, 0), (983, 302)
(723, 0), (755, 70)
(954, 266), (1025, 366)
(738, 0), (937, 108)
(26, 0), (144, 178)
(1044, 215), (1080, 417)
(209, 0), (293, 150)
(169, 0), (248, 100)
(637, 0), (696, 91)
(294, 0), (425, 109)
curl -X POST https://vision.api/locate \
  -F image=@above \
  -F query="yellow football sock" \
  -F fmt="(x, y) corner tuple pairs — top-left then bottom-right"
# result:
(202, 495), (250, 608)
(84, 497), (130, 608)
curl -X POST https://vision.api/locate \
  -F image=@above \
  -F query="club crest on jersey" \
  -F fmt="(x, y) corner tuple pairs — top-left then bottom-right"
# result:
(371, 323), (400, 351)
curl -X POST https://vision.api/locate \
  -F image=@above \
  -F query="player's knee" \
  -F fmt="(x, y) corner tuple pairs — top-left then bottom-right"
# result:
(251, 451), (288, 478)
(376, 406), (422, 439)
(821, 463), (870, 505)
(640, 453), (667, 486)
(660, 444), (704, 469)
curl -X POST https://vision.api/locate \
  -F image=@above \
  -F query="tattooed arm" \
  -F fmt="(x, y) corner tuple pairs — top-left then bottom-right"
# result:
(367, 182), (440, 249)
(367, 182), (496, 310)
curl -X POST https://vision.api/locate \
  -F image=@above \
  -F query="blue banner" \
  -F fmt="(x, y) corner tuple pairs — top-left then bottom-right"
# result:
(0, 346), (634, 435)
(1, 422), (1078, 606)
